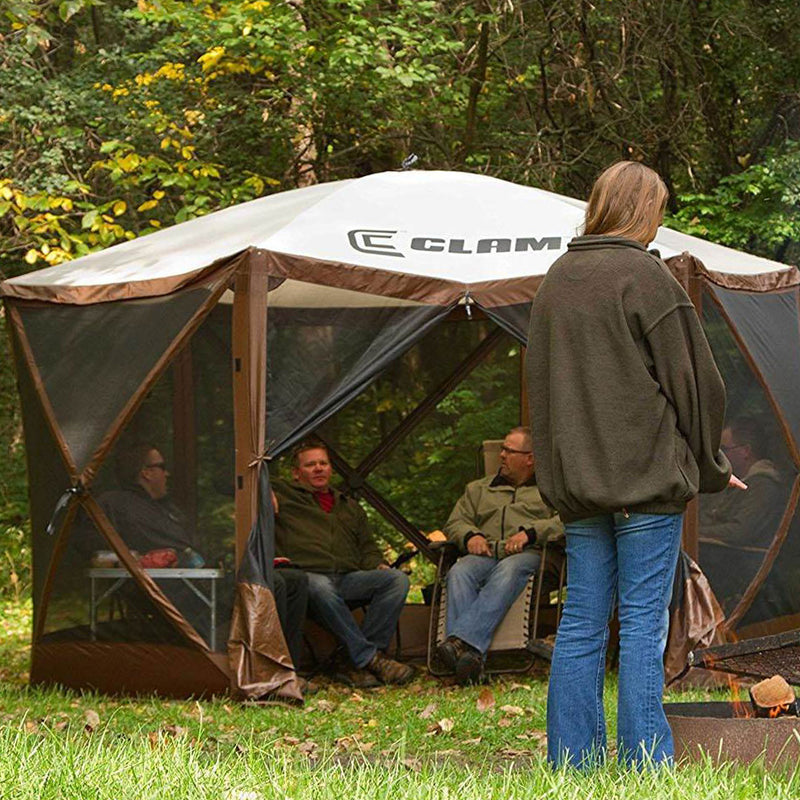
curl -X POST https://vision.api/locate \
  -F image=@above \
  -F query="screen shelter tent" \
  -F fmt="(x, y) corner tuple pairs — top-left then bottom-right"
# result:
(3, 170), (800, 699)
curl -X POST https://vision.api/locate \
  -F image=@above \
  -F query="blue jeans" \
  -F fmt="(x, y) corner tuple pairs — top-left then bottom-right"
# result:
(547, 512), (682, 770)
(306, 569), (410, 668)
(446, 550), (541, 654)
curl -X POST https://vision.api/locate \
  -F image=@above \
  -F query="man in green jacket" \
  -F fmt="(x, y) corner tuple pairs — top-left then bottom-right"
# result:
(437, 426), (564, 684)
(272, 440), (412, 687)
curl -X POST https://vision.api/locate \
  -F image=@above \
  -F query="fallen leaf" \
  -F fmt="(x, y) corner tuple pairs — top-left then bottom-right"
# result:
(297, 740), (318, 757)
(24, 720), (38, 733)
(54, 721), (68, 732)
(426, 718), (454, 735)
(84, 709), (100, 732)
(316, 700), (335, 712)
(162, 725), (188, 738)
(349, 692), (365, 703)
(402, 757), (422, 772)
(462, 737), (482, 745)
(508, 682), (531, 691)
(281, 735), (300, 746)
(499, 705), (524, 716)
(497, 716), (513, 728)
(419, 702), (438, 719)
(476, 688), (495, 712)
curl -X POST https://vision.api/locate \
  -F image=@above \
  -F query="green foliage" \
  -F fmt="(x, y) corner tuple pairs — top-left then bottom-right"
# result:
(0, 311), (30, 600)
(669, 146), (800, 262)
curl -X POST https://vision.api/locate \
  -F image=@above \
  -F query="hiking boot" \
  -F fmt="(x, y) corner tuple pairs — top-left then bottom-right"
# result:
(436, 636), (469, 672)
(366, 651), (414, 685)
(455, 645), (484, 686)
(331, 665), (381, 689)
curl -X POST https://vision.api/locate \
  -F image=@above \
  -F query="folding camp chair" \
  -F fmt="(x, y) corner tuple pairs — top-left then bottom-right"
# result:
(427, 440), (566, 676)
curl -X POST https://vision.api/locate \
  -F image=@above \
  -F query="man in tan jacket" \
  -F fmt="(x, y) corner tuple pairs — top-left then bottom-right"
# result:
(437, 427), (563, 684)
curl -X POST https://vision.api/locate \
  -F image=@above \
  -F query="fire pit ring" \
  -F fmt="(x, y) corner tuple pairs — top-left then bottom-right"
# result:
(665, 701), (800, 771)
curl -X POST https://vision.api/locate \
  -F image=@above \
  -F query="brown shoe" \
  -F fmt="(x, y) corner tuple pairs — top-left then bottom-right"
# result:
(436, 636), (469, 672)
(332, 665), (381, 689)
(366, 651), (414, 685)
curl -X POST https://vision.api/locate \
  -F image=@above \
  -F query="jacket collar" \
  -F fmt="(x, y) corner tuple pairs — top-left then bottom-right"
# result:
(567, 235), (648, 253)
(489, 471), (537, 488)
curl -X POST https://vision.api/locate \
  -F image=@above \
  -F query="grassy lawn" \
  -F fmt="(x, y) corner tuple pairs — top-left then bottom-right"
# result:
(1, 597), (799, 799)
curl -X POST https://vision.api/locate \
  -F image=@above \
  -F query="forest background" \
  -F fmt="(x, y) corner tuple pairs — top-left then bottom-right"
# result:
(3, 0), (800, 599)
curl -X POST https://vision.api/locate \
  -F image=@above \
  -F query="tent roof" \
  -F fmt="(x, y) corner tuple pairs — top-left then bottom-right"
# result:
(3, 170), (794, 298)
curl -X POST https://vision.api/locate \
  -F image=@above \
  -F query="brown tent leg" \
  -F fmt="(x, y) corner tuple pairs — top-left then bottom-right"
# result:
(229, 251), (301, 701)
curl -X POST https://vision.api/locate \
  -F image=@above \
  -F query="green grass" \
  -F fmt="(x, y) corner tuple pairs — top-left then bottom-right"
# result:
(1, 597), (799, 799)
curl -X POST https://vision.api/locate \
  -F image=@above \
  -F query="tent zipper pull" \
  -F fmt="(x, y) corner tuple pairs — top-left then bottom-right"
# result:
(464, 291), (473, 319)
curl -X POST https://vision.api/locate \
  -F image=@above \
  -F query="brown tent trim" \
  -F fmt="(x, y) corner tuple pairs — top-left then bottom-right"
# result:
(0, 253), (246, 305)
(5, 304), (79, 476)
(232, 252), (269, 566)
(467, 275), (546, 308)
(259, 249), (463, 306)
(79, 257), (241, 487)
(228, 582), (303, 703)
(723, 474), (800, 634)
(31, 501), (80, 645)
(31, 641), (230, 698)
(696, 262), (800, 293)
(80, 494), (213, 652)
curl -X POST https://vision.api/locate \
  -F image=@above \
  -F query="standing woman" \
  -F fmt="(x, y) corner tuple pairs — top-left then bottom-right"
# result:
(526, 161), (743, 769)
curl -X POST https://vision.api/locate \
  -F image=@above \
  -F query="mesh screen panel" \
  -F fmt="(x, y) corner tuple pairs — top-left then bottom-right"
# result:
(40, 308), (235, 651)
(16, 288), (211, 473)
(266, 288), (452, 457)
(271, 316), (522, 582)
(11, 321), (73, 626)
(698, 290), (800, 629)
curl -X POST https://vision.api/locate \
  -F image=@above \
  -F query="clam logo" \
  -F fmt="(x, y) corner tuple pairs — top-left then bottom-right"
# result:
(348, 229), (561, 258)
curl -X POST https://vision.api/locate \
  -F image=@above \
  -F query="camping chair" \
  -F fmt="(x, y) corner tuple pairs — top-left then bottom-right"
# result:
(427, 440), (566, 676)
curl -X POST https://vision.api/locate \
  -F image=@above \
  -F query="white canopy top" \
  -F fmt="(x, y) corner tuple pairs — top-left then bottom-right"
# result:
(7, 170), (791, 291)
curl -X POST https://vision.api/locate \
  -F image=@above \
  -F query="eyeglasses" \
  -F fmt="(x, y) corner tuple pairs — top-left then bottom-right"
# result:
(500, 445), (532, 455)
(144, 461), (167, 471)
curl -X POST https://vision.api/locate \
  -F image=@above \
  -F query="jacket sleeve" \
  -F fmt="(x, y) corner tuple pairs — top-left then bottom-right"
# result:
(646, 304), (731, 494)
(444, 484), (482, 553)
(354, 504), (385, 570)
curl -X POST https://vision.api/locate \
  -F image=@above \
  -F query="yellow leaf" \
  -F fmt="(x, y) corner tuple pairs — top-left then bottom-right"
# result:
(153, 190), (165, 200)
(138, 200), (158, 212)
(24, 250), (38, 265)
(112, 200), (127, 216)
(160, 137), (171, 150)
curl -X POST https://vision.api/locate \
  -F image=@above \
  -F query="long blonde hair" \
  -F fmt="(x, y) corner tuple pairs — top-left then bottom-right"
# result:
(583, 161), (669, 245)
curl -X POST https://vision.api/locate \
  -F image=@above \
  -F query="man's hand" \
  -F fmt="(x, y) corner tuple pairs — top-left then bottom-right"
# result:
(505, 530), (528, 555)
(377, 563), (391, 570)
(729, 474), (748, 490)
(467, 534), (492, 556)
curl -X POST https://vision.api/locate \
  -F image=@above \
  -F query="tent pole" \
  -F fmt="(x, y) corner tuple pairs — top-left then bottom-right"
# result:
(232, 250), (269, 566)
(322, 439), (436, 561)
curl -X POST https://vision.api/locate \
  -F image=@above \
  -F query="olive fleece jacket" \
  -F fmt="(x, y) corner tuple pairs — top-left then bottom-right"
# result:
(444, 473), (564, 556)
(526, 235), (731, 522)
(272, 479), (384, 573)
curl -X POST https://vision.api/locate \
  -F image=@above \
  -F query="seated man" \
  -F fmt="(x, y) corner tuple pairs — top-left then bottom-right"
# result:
(437, 426), (564, 684)
(699, 416), (788, 617)
(99, 443), (308, 666)
(272, 440), (412, 687)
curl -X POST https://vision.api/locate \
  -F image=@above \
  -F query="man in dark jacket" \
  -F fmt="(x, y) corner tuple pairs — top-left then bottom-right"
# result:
(437, 427), (564, 684)
(98, 443), (308, 664)
(272, 440), (412, 687)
